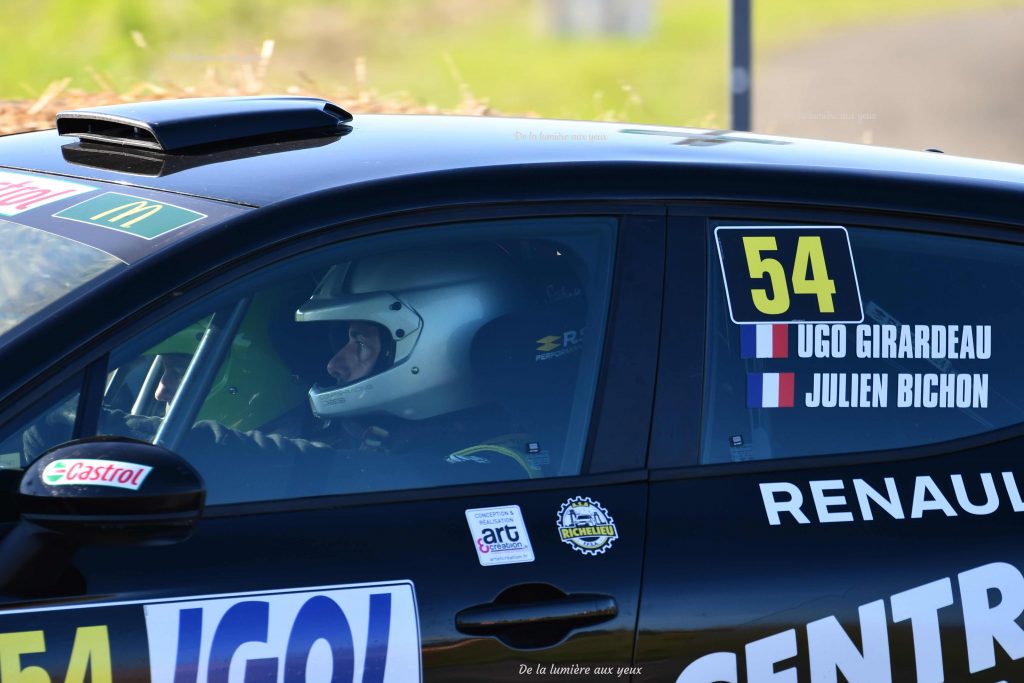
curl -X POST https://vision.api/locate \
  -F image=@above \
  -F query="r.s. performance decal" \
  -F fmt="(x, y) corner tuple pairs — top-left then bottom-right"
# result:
(676, 561), (1024, 683)
(0, 581), (421, 683)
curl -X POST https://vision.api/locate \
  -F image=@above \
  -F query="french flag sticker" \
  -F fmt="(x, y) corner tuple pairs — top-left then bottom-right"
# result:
(741, 324), (788, 359)
(748, 372), (795, 408)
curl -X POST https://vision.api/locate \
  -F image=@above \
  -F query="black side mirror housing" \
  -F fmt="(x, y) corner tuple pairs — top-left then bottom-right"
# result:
(0, 468), (22, 522)
(18, 436), (205, 544)
(0, 437), (205, 596)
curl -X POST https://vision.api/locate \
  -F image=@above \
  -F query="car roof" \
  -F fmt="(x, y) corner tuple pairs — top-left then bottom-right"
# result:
(0, 112), (1022, 208)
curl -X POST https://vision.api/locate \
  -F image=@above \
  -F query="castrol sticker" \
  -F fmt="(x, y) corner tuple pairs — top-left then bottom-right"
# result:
(42, 458), (152, 490)
(0, 171), (94, 216)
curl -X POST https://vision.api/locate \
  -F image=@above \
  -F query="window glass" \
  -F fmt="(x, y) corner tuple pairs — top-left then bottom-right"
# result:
(0, 221), (123, 346)
(0, 384), (81, 469)
(100, 217), (616, 503)
(703, 223), (1021, 463)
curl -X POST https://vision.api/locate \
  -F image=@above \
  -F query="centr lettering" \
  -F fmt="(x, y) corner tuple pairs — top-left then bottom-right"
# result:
(676, 561), (1024, 683)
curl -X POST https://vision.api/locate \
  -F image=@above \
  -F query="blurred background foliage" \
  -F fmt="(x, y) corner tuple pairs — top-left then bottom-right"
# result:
(2, 0), (1016, 127)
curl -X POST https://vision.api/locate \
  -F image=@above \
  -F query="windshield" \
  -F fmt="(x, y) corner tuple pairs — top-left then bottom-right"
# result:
(0, 219), (123, 344)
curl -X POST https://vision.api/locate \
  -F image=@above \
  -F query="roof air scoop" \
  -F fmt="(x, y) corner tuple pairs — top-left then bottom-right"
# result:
(56, 96), (353, 152)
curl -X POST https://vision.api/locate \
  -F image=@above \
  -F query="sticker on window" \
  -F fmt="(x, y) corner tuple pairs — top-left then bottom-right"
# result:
(776, 308), (992, 410)
(0, 170), (94, 216)
(54, 192), (207, 239)
(747, 372), (795, 409)
(741, 324), (789, 359)
(716, 226), (863, 324)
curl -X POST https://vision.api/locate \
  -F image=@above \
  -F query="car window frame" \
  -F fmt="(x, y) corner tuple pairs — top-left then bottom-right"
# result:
(651, 200), (1024, 478)
(0, 201), (665, 515)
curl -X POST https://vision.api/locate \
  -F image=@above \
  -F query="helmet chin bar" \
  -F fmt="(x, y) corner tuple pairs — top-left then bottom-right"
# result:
(306, 364), (480, 421)
(307, 379), (375, 419)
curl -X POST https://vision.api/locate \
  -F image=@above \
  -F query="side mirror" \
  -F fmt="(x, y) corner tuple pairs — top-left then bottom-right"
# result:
(0, 437), (205, 595)
(19, 436), (205, 544)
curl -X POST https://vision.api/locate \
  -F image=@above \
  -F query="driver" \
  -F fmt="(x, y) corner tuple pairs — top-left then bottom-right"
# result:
(27, 244), (543, 493)
(326, 320), (386, 387)
(270, 243), (540, 476)
(154, 353), (190, 405)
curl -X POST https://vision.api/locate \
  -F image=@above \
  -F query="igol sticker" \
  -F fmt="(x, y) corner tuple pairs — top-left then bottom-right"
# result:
(556, 496), (618, 556)
(0, 581), (422, 683)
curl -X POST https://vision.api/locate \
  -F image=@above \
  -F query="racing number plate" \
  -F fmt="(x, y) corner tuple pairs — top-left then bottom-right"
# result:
(715, 225), (864, 324)
(0, 581), (421, 683)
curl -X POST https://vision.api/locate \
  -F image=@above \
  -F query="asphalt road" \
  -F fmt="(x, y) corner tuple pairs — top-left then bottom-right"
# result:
(755, 5), (1024, 164)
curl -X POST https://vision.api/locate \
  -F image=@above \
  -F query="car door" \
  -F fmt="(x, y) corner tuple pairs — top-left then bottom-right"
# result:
(638, 207), (1024, 682)
(0, 208), (663, 682)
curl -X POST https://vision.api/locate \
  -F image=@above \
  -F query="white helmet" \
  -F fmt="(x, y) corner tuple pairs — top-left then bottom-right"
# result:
(295, 245), (529, 420)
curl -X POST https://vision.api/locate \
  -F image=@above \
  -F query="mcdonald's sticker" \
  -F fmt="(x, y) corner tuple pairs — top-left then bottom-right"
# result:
(53, 192), (206, 239)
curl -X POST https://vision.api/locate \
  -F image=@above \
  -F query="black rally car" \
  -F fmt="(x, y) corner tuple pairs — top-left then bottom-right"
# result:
(0, 96), (1022, 682)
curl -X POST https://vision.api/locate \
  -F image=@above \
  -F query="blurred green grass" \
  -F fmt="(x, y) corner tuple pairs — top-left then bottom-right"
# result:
(4, 0), (1020, 126)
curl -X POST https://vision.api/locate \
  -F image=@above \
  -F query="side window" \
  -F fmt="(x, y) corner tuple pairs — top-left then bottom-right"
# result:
(703, 223), (1018, 463)
(0, 383), (81, 469)
(100, 217), (616, 503)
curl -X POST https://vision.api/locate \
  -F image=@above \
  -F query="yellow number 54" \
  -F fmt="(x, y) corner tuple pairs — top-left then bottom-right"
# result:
(742, 235), (836, 314)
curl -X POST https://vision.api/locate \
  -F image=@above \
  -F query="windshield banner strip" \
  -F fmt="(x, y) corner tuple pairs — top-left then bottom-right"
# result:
(0, 170), (94, 216)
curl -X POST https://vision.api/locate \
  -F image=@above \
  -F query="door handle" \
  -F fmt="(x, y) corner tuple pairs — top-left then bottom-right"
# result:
(456, 593), (617, 642)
